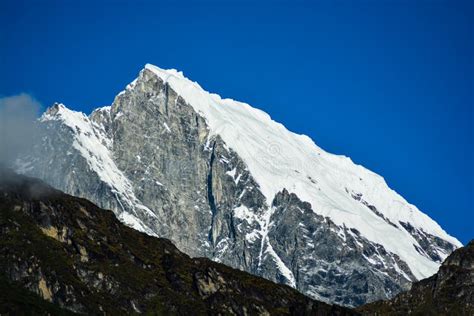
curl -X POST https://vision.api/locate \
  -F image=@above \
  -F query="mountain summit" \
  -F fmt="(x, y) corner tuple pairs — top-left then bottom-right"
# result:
(17, 64), (461, 306)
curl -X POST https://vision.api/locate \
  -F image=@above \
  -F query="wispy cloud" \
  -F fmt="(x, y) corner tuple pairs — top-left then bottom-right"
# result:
(0, 93), (41, 166)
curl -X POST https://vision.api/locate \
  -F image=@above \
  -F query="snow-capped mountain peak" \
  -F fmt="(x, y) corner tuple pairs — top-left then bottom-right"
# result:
(142, 63), (461, 280)
(20, 63), (461, 307)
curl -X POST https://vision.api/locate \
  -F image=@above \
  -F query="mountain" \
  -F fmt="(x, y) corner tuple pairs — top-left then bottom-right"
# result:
(16, 64), (461, 307)
(0, 169), (355, 315)
(358, 239), (474, 315)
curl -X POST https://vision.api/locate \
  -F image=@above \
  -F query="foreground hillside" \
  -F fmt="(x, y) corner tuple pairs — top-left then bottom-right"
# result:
(358, 239), (474, 315)
(0, 169), (354, 315)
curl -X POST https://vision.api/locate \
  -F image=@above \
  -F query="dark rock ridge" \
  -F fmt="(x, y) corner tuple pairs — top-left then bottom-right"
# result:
(358, 240), (474, 315)
(16, 65), (460, 307)
(0, 170), (355, 315)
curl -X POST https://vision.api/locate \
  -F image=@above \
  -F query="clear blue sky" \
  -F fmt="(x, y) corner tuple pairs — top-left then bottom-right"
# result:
(1, 0), (472, 244)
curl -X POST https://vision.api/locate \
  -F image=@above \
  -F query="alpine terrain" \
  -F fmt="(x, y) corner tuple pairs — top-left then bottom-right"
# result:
(16, 64), (462, 307)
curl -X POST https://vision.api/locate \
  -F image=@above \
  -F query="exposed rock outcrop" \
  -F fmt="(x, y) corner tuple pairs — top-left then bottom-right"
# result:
(358, 240), (474, 315)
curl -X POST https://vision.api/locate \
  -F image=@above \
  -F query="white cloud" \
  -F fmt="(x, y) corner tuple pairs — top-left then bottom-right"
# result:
(0, 93), (41, 166)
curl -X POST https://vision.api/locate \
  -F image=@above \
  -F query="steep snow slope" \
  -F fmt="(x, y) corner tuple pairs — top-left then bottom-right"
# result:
(144, 64), (462, 279)
(39, 104), (157, 235)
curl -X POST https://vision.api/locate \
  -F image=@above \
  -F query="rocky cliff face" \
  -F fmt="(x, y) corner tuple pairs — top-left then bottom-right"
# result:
(0, 170), (355, 315)
(265, 190), (414, 306)
(16, 64), (461, 307)
(358, 240), (474, 315)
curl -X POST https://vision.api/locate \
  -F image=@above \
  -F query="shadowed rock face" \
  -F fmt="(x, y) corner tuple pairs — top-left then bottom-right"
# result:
(16, 67), (459, 307)
(265, 190), (413, 307)
(358, 240), (474, 315)
(0, 170), (356, 315)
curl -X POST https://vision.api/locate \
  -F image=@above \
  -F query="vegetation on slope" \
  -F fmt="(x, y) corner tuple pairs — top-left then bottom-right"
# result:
(0, 170), (355, 315)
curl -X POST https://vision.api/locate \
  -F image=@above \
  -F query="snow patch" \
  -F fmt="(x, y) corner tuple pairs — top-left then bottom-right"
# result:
(226, 168), (242, 185)
(233, 205), (256, 223)
(264, 240), (296, 288)
(119, 212), (157, 237)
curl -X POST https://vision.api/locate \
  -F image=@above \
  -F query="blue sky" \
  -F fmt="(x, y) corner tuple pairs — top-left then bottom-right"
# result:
(1, 0), (472, 244)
